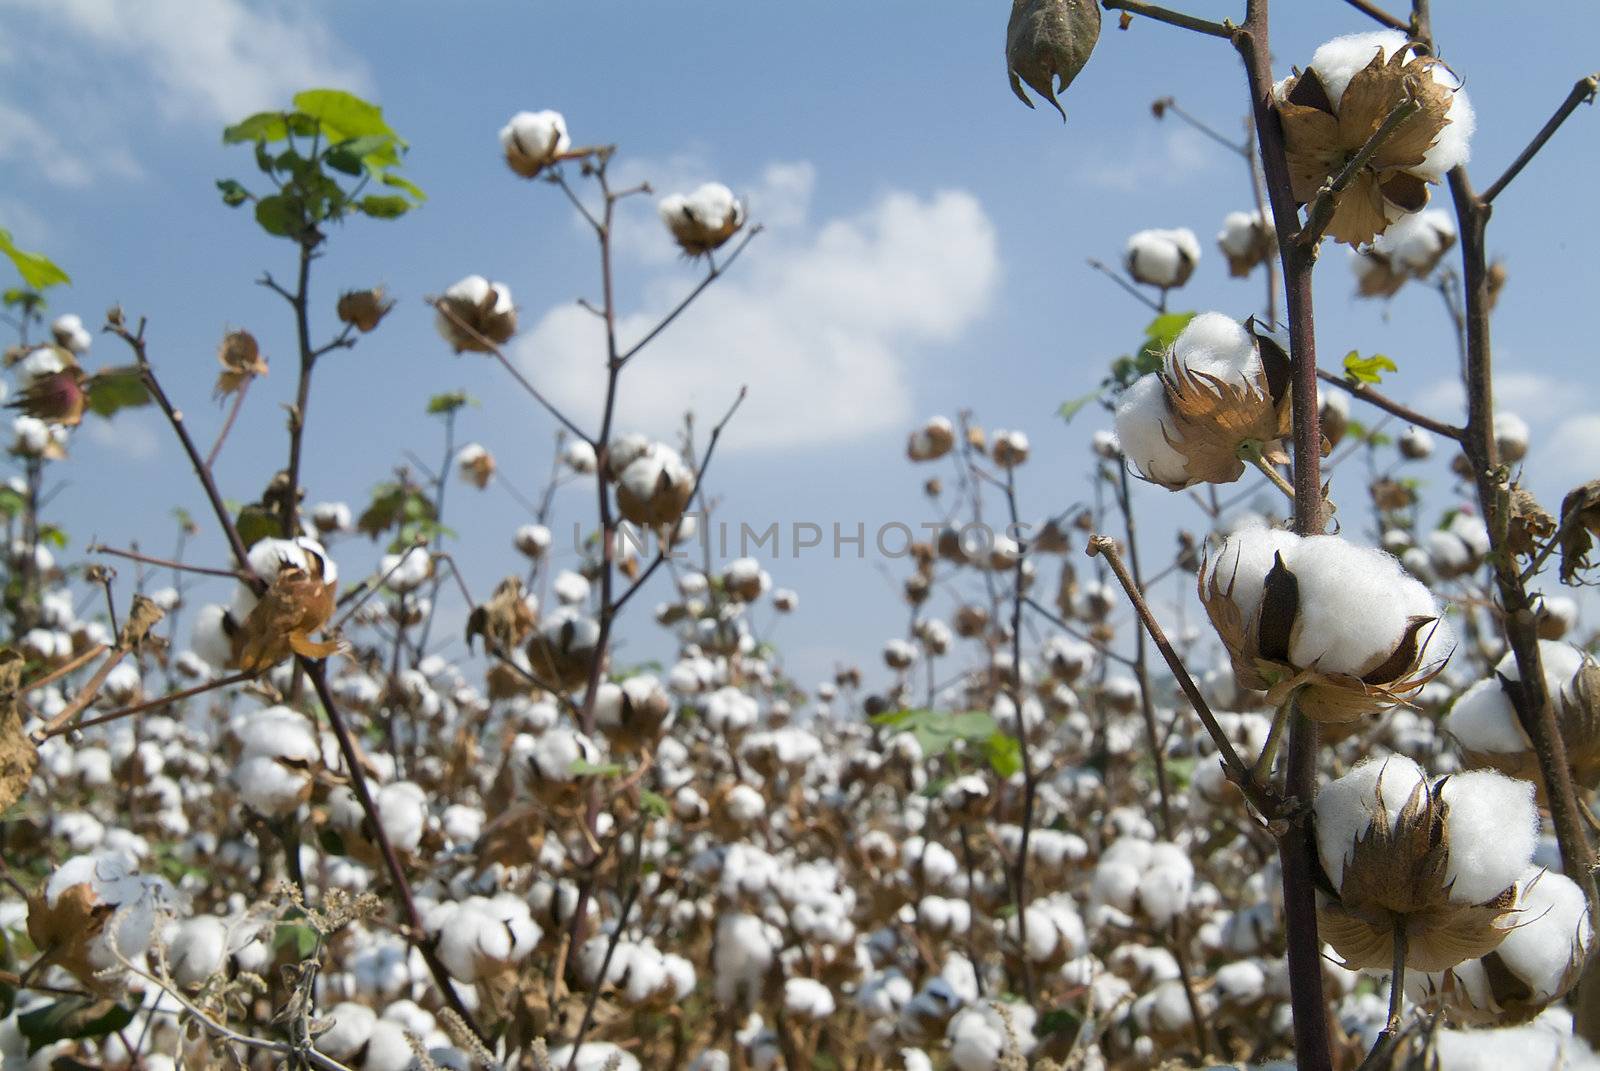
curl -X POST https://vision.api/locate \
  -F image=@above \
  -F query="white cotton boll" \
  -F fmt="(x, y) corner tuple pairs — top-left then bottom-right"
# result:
(1398, 425), (1435, 460)
(168, 916), (228, 987)
(1214, 959), (1268, 1006)
(1092, 862), (1142, 914)
(379, 546), (432, 594)
(1440, 770), (1537, 904)
(514, 523), (552, 559)
(553, 570), (590, 605)
(233, 756), (308, 816)
(784, 978), (836, 1020)
(1125, 228), (1201, 288)
(500, 110), (570, 167)
(1443, 678), (1526, 754)
(374, 782), (428, 855)
(361, 1020), (418, 1071)
(15, 345), (65, 388)
(311, 501), (352, 534)
(1288, 535), (1439, 676)
(1498, 869), (1592, 1002)
(1218, 210), (1271, 256)
(1205, 526), (1301, 626)
(1168, 312), (1259, 386)
(1114, 374), (1188, 487)
(1315, 755), (1427, 889)
(12, 415), (51, 456)
(1497, 640), (1588, 698)
(706, 686), (758, 734)
(1419, 68), (1475, 180)
(191, 604), (234, 670)
(1495, 411), (1530, 461)
(724, 784), (765, 825)
(1448, 513), (1491, 560)
(563, 438), (597, 474)
(50, 314), (92, 355)
(1139, 845), (1195, 926)
(1375, 209), (1456, 273)
(1307, 31), (1412, 109)
(74, 747), (112, 787)
(714, 913), (775, 1007)
(318, 1003), (377, 1061)
(1425, 529), (1472, 577)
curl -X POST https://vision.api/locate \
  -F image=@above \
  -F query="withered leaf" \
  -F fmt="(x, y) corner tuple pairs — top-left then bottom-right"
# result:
(466, 577), (537, 655)
(214, 330), (267, 400)
(0, 649), (34, 813)
(118, 594), (165, 650)
(1006, 0), (1100, 120)
(1506, 484), (1556, 559)
(1558, 479), (1600, 585)
(232, 557), (338, 672)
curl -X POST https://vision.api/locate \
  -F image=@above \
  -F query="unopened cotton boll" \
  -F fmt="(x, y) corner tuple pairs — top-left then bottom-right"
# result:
(1124, 228), (1201, 289)
(499, 109), (570, 177)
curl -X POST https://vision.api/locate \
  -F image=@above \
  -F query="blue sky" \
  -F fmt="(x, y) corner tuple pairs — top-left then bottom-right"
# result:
(2, 0), (1597, 689)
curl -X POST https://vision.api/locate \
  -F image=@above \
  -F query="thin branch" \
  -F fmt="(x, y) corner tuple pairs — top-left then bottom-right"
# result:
(1101, 0), (1235, 38)
(204, 378), (252, 469)
(1086, 535), (1279, 818)
(1085, 258), (1162, 313)
(1315, 368), (1464, 441)
(1338, 0), (1409, 32)
(616, 226), (763, 367)
(89, 543), (246, 582)
(1480, 74), (1600, 206)
(53, 670), (258, 738)
(1021, 596), (1136, 668)
(1298, 95), (1422, 248)
(1153, 96), (1249, 156)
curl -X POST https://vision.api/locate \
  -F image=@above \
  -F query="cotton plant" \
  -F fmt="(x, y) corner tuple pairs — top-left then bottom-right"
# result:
(1124, 227), (1201, 292)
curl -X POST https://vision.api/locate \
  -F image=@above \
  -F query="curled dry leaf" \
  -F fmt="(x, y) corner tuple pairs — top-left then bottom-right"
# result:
(466, 577), (538, 656)
(1006, 0), (1101, 121)
(232, 553), (338, 672)
(1558, 479), (1600, 585)
(214, 329), (268, 399)
(118, 593), (165, 650)
(1505, 484), (1555, 559)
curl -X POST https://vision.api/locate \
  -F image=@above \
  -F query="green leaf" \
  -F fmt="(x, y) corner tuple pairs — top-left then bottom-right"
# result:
(292, 89), (399, 144)
(36, 525), (67, 550)
(0, 488), (24, 518)
(85, 365), (152, 418)
(357, 194), (411, 220)
(1057, 387), (1103, 424)
(869, 708), (998, 760)
(0, 230), (69, 291)
(222, 111), (288, 144)
(380, 172), (427, 202)
(319, 828), (346, 856)
(569, 759), (624, 778)
(1143, 311), (1197, 348)
(253, 194), (303, 238)
(640, 790), (670, 818)
(18, 998), (136, 1054)
(274, 922), (319, 960)
(426, 390), (476, 415)
(215, 179), (251, 207)
(1343, 350), (1398, 385)
(984, 730), (1023, 778)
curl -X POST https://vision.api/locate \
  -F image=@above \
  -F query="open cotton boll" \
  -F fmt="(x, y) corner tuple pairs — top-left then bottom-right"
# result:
(553, 570), (590, 606)
(50, 314), (92, 355)
(547, 1044), (642, 1071)
(784, 978), (837, 1020)
(1497, 869), (1593, 1002)
(433, 895), (541, 982)
(1444, 678), (1527, 754)
(1494, 411), (1530, 460)
(1287, 536), (1441, 676)
(1218, 210), (1271, 256)
(1497, 640), (1588, 700)
(167, 915), (229, 987)
(191, 604), (234, 670)
(1314, 755), (1427, 889)
(316, 1003), (377, 1061)
(1439, 770), (1537, 904)
(1139, 844), (1195, 925)
(233, 756), (310, 816)
(499, 110), (570, 175)
(1114, 374), (1189, 487)
(1204, 525), (1300, 626)
(1374, 209), (1456, 272)
(1167, 312), (1260, 386)
(361, 1020), (419, 1071)
(714, 913), (776, 1007)
(1125, 228), (1201, 288)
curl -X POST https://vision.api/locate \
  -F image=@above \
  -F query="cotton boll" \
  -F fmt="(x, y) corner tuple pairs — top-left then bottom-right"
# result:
(499, 110), (571, 176)
(547, 1044), (642, 1071)
(514, 523), (552, 559)
(232, 756), (310, 816)
(1125, 228), (1201, 288)
(1307, 30), (1412, 108)
(1114, 374), (1188, 487)
(1443, 678), (1526, 755)
(1398, 425), (1435, 460)
(1139, 844), (1195, 925)
(1375, 209), (1457, 275)
(1205, 526), (1301, 627)
(1439, 770), (1537, 904)
(360, 1020), (419, 1071)
(1497, 869), (1593, 1002)
(1495, 412), (1530, 462)
(379, 546), (433, 594)
(784, 978), (837, 1020)
(50, 314), (92, 355)
(1168, 312), (1259, 386)
(1288, 536), (1439, 676)
(553, 570), (590, 606)
(167, 916), (228, 987)
(1314, 755), (1427, 889)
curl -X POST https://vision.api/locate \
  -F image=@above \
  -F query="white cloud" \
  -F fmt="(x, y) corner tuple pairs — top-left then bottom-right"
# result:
(1537, 413), (1600, 489)
(84, 409), (160, 462)
(0, 0), (370, 186)
(1414, 369), (1588, 425)
(514, 172), (999, 451)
